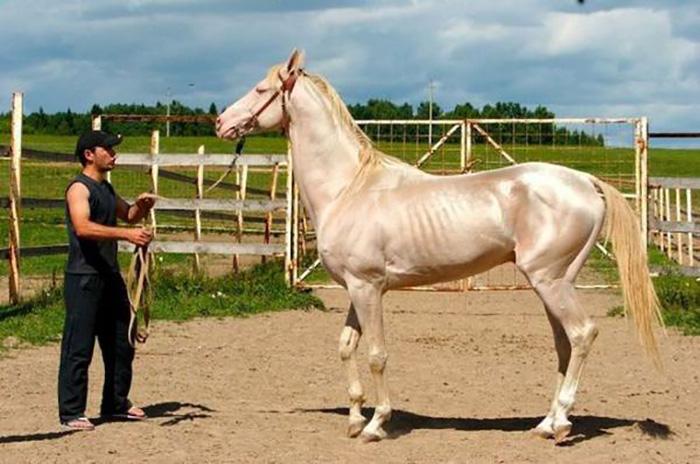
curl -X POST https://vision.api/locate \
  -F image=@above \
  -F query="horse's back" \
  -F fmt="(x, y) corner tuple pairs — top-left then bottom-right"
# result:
(318, 162), (605, 289)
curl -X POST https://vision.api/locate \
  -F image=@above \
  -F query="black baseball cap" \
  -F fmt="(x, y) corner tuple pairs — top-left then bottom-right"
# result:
(75, 130), (123, 158)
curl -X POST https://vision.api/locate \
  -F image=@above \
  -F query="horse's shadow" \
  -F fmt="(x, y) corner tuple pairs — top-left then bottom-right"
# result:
(297, 407), (672, 444)
(0, 401), (215, 444)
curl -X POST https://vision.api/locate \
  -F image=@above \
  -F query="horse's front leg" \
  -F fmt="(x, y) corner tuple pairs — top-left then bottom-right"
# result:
(338, 304), (366, 437)
(347, 281), (391, 442)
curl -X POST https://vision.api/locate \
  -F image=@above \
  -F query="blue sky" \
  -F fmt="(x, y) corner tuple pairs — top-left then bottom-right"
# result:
(0, 0), (698, 134)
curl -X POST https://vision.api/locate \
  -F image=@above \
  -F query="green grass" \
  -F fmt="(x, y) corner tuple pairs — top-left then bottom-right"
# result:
(0, 133), (289, 275)
(605, 248), (700, 335)
(2, 132), (700, 335)
(0, 287), (65, 348)
(0, 261), (324, 352)
(654, 273), (700, 332)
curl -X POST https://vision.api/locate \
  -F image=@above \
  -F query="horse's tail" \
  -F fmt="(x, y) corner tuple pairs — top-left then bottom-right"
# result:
(592, 178), (664, 366)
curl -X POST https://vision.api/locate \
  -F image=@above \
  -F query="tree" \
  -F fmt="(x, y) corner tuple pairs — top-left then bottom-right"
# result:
(416, 101), (442, 119)
(447, 102), (478, 119)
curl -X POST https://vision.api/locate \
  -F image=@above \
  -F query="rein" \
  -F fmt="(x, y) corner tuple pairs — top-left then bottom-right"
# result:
(204, 137), (246, 195)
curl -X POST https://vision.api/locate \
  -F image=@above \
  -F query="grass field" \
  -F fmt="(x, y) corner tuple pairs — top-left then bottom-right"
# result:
(0, 132), (698, 278)
(0, 261), (324, 352)
(0, 132), (699, 346)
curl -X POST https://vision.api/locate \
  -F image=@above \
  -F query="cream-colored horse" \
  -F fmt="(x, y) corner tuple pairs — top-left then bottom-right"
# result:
(216, 50), (662, 443)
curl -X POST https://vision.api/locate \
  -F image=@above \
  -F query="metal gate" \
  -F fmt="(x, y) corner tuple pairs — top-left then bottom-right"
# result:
(293, 118), (648, 291)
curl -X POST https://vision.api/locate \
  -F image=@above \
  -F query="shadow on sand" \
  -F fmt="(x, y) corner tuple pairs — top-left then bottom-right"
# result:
(0, 401), (215, 444)
(293, 407), (672, 445)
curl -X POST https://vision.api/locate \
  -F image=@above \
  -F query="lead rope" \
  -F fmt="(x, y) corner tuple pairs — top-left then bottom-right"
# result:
(204, 137), (246, 195)
(126, 240), (152, 348)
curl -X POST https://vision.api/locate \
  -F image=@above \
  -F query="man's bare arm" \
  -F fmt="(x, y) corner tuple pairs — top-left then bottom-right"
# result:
(66, 183), (152, 246)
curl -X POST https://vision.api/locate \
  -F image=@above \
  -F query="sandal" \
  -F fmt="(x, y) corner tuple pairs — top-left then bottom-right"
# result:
(61, 417), (95, 431)
(111, 406), (147, 421)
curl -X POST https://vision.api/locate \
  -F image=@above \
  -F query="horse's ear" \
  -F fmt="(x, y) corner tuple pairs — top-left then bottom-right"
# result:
(286, 49), (305, 73)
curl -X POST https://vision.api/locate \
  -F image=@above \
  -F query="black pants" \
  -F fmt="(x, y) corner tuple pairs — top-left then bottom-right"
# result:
(58, 273), (134, 422)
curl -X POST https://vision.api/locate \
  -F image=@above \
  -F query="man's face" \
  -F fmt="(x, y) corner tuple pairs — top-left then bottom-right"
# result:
(86, 145), (117, 171)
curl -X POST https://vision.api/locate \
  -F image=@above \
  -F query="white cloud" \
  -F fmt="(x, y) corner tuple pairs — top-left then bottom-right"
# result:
(0, 0), (697, 141)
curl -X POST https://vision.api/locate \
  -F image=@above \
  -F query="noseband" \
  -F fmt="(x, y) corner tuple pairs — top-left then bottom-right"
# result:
(242, 69), (300, 135)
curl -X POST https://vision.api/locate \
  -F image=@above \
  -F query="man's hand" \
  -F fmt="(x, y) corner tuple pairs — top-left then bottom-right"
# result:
(125, 227), (153, 247)
(135, 192), (157, 213)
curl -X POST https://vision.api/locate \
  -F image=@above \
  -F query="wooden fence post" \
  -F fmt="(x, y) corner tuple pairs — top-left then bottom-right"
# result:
(634, 119), (642, 216)
(90, 115), (112, 182)
(292, 180), (300, 285)
(657, 186), (666, 252)
(687, 189), (694, 267)
(8, 92), (23, 304)
(664, 188), (672, 257)
(675, 188), (682, 264)
(284, 142), (294, 285)
(640, 117), (649, 250)
(262, 163), (279, 264)
(149, 130), (160, 234)
(459, 121), (466, 172)
(233, 164), (248, 273)
(466, 121), (473, 173)
(194, 145), (204, 273)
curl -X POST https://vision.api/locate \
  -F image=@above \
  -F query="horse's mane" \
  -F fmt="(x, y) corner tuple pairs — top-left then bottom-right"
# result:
(266, 64), (406, 184)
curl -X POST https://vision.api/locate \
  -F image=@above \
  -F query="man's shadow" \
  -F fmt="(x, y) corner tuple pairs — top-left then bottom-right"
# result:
(296, 407), (672, 445)
(0, 401), (215, 444)
(94, 401), (215, 427)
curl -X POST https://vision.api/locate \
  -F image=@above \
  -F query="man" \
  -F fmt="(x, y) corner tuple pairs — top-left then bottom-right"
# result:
(59, 130), (156, 431)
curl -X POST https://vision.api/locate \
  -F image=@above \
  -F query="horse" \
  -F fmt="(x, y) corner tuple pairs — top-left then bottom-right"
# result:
(216, 50), (663, 443)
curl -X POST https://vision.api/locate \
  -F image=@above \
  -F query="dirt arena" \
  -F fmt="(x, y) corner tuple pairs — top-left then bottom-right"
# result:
(1, 287), (698, 463)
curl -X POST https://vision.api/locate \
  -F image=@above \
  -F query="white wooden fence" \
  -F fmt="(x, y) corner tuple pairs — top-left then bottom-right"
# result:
(2, 92), (297, 304)
(649, 177), (699, 276)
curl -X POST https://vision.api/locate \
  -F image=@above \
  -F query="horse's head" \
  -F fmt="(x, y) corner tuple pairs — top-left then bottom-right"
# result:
(216, 49), (305, 140)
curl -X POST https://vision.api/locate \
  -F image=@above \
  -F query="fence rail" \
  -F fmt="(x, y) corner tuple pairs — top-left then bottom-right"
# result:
(3, 93), (297, 303)
(649, 176), (698, 275)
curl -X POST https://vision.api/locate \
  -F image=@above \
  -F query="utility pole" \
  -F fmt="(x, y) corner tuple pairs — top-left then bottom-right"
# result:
(165, 83), (195, 138)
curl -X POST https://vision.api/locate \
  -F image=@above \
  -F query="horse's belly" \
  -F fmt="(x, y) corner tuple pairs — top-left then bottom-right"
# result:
(383, 238), (514, 289)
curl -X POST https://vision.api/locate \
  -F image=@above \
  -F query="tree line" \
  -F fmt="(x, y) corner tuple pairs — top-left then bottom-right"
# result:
(0, 99), (603, 146)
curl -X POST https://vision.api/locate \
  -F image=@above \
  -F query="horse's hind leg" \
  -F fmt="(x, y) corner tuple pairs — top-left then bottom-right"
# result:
(531, 308), (571, 439)
(346, 281), (391, 442)
(532, 279), (598, 443)
(338, 304), (366, 437)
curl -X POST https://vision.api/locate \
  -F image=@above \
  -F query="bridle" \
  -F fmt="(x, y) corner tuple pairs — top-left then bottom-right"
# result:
(240, 68), (301, 136)
(207, 70), (301, 197)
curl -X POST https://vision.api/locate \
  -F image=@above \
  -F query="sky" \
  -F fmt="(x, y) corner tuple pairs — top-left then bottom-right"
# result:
(0, 0), (698, 137)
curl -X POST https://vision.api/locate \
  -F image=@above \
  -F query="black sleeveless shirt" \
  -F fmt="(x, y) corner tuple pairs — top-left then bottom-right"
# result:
(65, 173), (120, 274)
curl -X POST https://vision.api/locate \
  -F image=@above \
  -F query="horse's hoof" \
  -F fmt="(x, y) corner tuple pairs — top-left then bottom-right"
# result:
(553, 422), (572, 444)
(531, 425), (554, 439)
(360, 427), (386, 443)
(347, 417), (367, 438)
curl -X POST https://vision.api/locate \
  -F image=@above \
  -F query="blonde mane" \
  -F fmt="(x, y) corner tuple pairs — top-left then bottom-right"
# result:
(266, 64), (404, 178)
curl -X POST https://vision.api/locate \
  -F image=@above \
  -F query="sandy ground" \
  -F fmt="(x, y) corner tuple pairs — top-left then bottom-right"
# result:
(0, 287), (698, 463)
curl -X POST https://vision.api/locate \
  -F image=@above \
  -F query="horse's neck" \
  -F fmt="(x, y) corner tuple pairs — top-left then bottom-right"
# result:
(287, 79), (362, 226)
